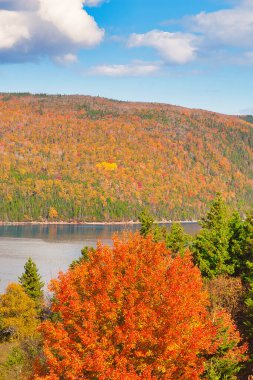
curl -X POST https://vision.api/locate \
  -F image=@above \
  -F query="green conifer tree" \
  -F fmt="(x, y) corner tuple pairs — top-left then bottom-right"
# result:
(192, 194), (233, 278)
(19, 258), (44, 312)
(138, 209), (154, 237)
(166, 222), (191, 257)
(242, 210), (253, 352)
(244, 277), (253, 358)
(227, 211), (246, 277)
(242, 210), (253, 283)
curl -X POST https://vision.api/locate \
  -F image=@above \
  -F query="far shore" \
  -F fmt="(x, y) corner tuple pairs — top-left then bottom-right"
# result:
(0, 220), (199, 226)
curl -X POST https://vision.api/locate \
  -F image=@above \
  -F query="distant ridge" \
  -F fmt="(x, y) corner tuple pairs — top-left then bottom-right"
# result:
(240, 115), (253, 124)
(0, 93), (252, 222)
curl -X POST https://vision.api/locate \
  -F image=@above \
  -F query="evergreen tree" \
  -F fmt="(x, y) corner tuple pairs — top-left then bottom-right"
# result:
(192, 194), (233, 278)
(166, 222), (191, 257)
(227, 211), (247, 277)
(138, 209), (154, 237)
(152, 224), (167, 243)
(19, 258), (44, 311)
(244, 279), (253, 360)
(241, 210), (253, 284)
(242, 210), (253, 354)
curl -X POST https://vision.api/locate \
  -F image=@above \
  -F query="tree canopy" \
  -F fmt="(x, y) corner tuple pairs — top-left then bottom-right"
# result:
(33, 234), (247, 379)
(0, 283), (38, 341)
(1, 94), (252, 222)
(33, 235), (211, 379)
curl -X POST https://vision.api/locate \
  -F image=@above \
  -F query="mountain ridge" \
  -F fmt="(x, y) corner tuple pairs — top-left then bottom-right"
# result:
(0, 93), (252, 221)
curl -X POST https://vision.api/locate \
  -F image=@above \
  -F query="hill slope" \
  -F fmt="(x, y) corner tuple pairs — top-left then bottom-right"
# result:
(240, 115), (253, 124)
(0, 94), (252, 221)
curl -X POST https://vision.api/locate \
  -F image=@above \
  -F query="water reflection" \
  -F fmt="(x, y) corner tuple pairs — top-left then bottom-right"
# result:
(0, 223), (200, 293)
(0, 224), (140, 242)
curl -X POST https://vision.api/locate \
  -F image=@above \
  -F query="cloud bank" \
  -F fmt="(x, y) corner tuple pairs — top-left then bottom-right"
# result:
(0, 0), (104, 63)
(90, 62), (161, 76)
(125, 0), (253, 69)
(187, 3), (253, 49)
(128, 30), (198, 65)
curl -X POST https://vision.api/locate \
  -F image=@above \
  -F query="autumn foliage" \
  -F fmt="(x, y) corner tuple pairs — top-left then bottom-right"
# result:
(0, 283), (38, 341)
(0, 94), (252, 222)
(33, 234), (227, 379)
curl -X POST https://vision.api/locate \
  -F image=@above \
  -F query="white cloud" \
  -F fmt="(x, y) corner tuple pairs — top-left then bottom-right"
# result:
(90, 62), (161, 76)
(84, 0), (106, 6)
(128, 30), (198, 64)
(125, 1), (253, 67)
(54, 53), (78, 65)
(0, 0), (104, 63)
(0, 11), (30, 48)
(0, 0), (106, 10)
(187, 6), (253, 48)
(39, 0), (103, 46)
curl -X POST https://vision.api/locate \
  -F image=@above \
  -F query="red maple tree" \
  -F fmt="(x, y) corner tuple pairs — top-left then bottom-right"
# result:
(33, 234), (244, 379)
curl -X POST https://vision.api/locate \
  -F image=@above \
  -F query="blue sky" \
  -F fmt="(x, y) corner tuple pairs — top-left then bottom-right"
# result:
(0, 0), (253, 114)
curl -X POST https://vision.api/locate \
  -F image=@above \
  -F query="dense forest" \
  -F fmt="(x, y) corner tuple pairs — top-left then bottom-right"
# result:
(0, 196), (253, 379)
(0, 93), (252, 222)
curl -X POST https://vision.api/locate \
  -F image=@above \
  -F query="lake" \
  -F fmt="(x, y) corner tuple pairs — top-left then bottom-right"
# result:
(0, 223), (200, 293)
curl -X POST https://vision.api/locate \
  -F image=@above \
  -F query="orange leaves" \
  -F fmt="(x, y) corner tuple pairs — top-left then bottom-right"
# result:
(33, 234), (217, 379)
(48, 207), (58, 220)
(0, 94), (252, 222)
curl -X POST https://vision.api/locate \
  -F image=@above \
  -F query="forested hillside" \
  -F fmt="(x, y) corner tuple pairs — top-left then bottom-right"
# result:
(240, 115), (253, 124)
(0, 93), (252, 222)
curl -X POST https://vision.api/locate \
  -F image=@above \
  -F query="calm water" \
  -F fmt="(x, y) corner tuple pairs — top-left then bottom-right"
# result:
(0, 223), (200, 293)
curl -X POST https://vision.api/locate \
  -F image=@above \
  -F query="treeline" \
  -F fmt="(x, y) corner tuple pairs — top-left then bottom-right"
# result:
(0, 195), (252, 379)
(0, 94), (252, 222)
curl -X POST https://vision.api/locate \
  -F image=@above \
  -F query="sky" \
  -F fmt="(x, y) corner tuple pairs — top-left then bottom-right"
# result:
(0, 0), (253, 114)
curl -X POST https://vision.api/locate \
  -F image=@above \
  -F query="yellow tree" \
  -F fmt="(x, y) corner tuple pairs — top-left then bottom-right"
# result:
(48, 207), (58, 220)
(0, 283), (38, 341)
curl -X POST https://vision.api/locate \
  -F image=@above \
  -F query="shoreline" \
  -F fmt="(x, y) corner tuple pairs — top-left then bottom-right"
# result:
(0, 220), (199, 226)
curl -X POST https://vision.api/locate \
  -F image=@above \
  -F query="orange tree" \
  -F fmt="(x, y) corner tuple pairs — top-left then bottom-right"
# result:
(33, 234), (244, 380)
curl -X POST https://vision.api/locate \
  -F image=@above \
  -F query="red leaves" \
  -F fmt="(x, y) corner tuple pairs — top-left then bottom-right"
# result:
(1, 94), (252, 222)
(33, 234), (219, 379)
